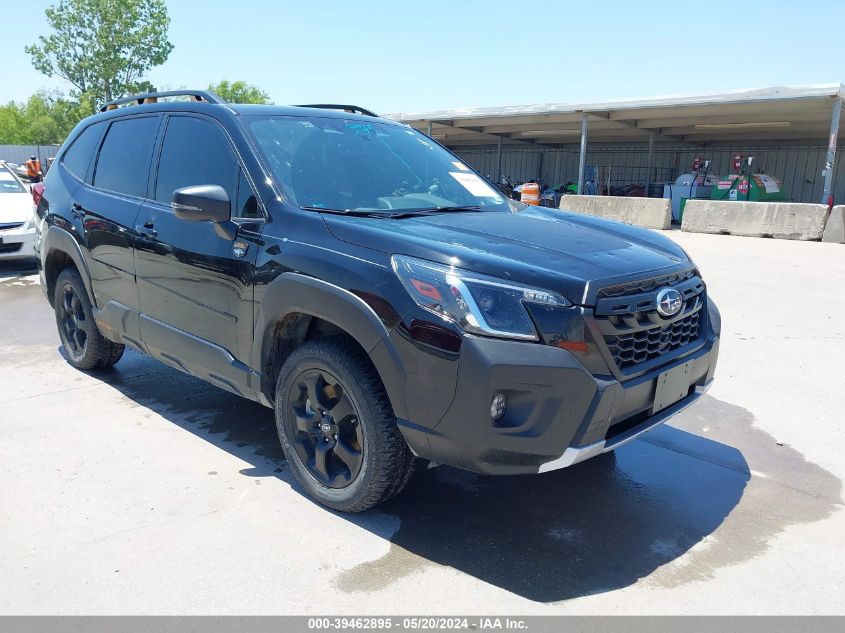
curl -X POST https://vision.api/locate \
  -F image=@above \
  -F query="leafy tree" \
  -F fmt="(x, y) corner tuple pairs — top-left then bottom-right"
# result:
(26, 0), (173, 111)
(208, 80), (272, 105)
(0, 91), (89, 145)
(0, 104), (28, 145)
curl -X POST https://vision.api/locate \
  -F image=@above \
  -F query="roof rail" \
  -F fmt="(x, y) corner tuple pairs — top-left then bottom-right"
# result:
(294, 104), (379, 118)
(99, 90), (227, 113)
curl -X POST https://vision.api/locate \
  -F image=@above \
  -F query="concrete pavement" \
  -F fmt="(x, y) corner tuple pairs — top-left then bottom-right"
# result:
(0, 233), (842, 614)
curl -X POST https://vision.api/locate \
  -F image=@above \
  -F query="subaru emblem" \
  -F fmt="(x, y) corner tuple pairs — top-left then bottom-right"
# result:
(656, 288), (683, 317)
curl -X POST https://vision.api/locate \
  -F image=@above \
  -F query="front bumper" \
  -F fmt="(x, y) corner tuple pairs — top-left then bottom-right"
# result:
(537, 377), (712, 472)
(0, 227), (36, 260)
(398, 303), (719, 475)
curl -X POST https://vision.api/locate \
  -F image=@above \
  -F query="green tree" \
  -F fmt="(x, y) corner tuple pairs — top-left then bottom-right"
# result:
(0, 91), (88, 145)
(26, 0), (173, 111)
(208, 80), (272, 105)
(0, 104), (28, 145)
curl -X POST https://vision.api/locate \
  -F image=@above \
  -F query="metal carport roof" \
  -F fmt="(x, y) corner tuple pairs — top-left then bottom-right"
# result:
(387, 84), (844, 146)
(387, 84), (845, 203)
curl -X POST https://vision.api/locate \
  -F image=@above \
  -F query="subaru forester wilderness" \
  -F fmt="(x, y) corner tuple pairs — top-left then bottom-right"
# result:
(35, 90), (719, 512)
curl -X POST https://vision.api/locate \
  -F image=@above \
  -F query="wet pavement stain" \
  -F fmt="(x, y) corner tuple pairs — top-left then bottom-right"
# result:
(334, 543), (436, 593)
(24, 327), (841, 604)
(80, 350), (289, 483)
(334, 396), (841, 602)
(96, 354), (842, 602)
(642, 397), (842, 589)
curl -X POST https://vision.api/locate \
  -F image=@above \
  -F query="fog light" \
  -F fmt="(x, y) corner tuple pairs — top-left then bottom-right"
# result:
(490, 393), (507, 420)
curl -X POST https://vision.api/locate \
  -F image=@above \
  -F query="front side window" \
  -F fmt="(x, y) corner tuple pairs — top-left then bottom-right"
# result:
(62, 121), (106, 181)
(93, 117), (159, 197)
(155, 116), (237, 205)
(246, 116), (510, 214)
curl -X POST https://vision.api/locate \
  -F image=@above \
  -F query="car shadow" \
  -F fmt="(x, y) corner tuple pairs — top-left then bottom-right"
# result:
(0, 260), (38, 280)
(370, 436), (746, 601)
(90, 349), (763, 602)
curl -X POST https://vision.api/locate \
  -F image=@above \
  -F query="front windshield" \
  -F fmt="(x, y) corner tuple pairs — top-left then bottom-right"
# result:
(0, 169), (26, 194)
(246, 116), (509, 213)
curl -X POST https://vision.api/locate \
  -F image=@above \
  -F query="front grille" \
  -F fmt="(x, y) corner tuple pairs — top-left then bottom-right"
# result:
(594, 272), (705, 372)
(604, 311), (701, 369)
(0, 222), (25, 231)
(0, 242), (22, 254)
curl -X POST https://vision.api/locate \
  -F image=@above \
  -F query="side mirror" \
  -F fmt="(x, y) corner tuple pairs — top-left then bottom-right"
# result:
(171, 185), (230, 223)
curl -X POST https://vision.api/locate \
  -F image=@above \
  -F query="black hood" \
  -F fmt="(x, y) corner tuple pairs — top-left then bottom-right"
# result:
(323, 206), (692, 305)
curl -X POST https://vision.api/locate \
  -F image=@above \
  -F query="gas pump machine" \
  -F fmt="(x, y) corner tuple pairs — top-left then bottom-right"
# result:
(711, 153), (788, 202)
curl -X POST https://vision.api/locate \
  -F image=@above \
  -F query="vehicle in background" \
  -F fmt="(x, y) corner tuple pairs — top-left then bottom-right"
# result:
(0, 161), (37, 261)
(4, 163), (29, 181)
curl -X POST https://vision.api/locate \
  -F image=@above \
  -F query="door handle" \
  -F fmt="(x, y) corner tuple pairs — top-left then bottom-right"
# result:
(135, 223), (158, 238)
(71, 202), (84, 218)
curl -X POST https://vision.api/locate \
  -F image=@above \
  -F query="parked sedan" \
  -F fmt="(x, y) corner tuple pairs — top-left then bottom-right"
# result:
(0, 162), (37, 261)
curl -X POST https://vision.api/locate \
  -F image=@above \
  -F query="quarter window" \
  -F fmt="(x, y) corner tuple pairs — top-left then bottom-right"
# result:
(62, 121), (106, 182)
(93, 117), (160, 197)
(155, 117), (237, 207)
(235, 169), (260, 219)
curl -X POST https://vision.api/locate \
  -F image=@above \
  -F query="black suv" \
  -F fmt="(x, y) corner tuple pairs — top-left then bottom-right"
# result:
(35, 90), (719, 512)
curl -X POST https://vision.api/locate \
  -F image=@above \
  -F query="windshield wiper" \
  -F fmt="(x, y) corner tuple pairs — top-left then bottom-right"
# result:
(300, 206), (384, 217)
(377, 205), (483, 219)
(300, 205), (483, 219)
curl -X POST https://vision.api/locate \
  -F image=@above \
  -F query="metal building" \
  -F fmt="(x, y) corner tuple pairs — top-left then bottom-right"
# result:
(388, 84), (844, 205)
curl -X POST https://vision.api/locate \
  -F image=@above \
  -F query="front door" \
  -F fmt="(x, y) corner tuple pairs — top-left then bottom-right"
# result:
(133, 114), (264, 393)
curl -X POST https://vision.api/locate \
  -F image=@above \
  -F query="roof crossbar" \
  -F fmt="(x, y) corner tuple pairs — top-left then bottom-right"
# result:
(99, 90), (227, 113)
(295, 104), (379, 118)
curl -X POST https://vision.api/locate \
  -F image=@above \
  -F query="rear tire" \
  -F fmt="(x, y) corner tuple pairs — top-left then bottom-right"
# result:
(54, 268), (124, 370)
(274, 338), (414, 512)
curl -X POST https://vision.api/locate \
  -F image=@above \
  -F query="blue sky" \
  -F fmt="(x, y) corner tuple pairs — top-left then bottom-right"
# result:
(2, 0), (843, 113)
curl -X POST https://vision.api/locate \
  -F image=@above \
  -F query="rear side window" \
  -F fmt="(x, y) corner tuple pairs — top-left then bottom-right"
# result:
(155, 116), (237, 205)
(62, 121), (106, 181)
(94, 116), (160, 197)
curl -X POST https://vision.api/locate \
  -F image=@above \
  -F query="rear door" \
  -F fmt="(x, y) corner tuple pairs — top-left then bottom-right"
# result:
(73, 115), (161, 312)
(133, 113), (263, 386)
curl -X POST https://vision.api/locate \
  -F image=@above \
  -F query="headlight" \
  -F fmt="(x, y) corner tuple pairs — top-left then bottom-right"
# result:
(391, 255), (570, 340)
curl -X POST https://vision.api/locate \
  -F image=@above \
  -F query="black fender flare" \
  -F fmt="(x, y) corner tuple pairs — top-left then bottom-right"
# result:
(253, 272), (407, 416)
(42, 224), (96, 307)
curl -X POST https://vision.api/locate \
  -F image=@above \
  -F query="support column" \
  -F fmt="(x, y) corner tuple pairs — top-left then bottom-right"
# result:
(427, 121), (432, 136)
(496, 136), (502, 183)
(643, 131), (655, 197)
(577, 112), (588, 194)
(821, 99), (841, 205)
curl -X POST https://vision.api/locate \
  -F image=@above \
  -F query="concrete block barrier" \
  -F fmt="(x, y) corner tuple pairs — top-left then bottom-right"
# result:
(822, 205), (845, 243)
(681, 200), (828, 241)
(558, 195), (672, 230)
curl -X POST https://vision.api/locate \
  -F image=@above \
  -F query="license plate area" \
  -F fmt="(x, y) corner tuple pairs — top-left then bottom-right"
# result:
(653, 360), (693, 413)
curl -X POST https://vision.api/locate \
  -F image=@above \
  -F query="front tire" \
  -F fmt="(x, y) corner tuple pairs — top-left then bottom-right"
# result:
(275, 338), (414, 512)
(54, 268), (124, 370)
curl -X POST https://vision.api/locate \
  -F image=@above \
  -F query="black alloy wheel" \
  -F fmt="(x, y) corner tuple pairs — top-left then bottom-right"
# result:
(53, 268), (125, 370)
(274, 338), (415, 512)
(57, 282), (88, 357)
(286, 369), (364, 488)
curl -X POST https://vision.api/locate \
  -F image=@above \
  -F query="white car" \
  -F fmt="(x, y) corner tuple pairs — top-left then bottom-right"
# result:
(0, 162), (37, 261)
